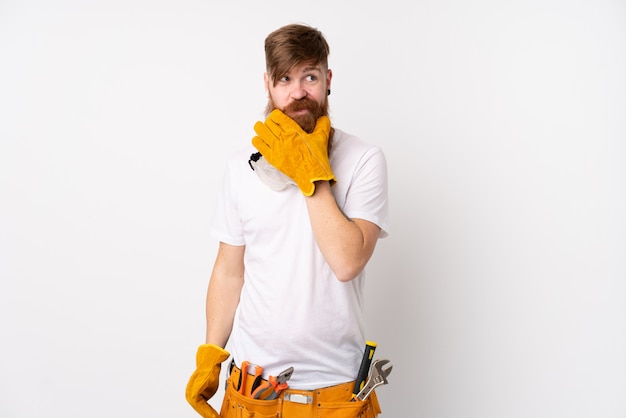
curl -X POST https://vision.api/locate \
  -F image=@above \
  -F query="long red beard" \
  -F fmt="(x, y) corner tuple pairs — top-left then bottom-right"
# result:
(266, 96), (328, 133)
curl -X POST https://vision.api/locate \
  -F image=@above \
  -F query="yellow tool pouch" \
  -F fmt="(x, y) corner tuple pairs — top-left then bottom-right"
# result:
(221, 365), (381, 418)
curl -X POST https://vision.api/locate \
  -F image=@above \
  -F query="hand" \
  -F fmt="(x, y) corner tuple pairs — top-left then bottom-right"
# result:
(185, 344), (230, 418)
(252, 109), (336, 196)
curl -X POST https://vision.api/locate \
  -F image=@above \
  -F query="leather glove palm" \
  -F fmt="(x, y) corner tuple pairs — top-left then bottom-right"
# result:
(252, 109), (335, 196)
(185, 344), (229, 418)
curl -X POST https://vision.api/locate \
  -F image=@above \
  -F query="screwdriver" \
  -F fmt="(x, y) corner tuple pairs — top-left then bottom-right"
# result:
(351, 340), (377, 401)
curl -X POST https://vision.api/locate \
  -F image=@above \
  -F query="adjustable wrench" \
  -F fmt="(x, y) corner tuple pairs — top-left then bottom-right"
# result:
(354, 359), (393, 401)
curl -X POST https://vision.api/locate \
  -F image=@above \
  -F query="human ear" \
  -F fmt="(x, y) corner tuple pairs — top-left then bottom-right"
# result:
(326, 69), (333, 93)
(263, 73), (270, 94)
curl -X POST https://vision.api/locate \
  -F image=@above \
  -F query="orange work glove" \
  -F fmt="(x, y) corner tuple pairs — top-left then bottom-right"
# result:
(185, 344), (230, 418)
(252, 109), (336, 196)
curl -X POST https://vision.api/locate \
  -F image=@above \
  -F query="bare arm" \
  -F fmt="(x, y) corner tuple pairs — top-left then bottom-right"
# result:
(204, 242), (245, 347)
(305, 181), (381, 282)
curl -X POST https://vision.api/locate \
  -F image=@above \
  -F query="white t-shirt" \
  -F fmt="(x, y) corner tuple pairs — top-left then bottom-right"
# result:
(210, 128), (389, 389)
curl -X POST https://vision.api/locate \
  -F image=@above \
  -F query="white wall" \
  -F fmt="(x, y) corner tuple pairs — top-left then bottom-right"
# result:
(1, 1), (624, 417)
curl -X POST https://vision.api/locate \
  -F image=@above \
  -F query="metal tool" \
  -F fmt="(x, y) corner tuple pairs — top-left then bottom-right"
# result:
(252, 366), (294, 400)
(247, 364), (263, 397)
(354, 359), (393, 401)
(237, 361), (250, 395)
(351, 341), (377, 400)
(237, 361), (263, 397)
(250, 367), (264, 395)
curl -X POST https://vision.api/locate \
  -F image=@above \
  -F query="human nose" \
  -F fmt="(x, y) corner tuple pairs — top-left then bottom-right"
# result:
(290, 81), (307, 100)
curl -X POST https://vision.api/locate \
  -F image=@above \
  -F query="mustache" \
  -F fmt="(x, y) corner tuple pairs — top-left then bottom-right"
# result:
(283, 97), (323, 115)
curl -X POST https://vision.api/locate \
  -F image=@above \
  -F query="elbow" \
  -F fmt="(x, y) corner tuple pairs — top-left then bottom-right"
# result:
(329, 249), (374, 282)
(332, 263), (366, 283)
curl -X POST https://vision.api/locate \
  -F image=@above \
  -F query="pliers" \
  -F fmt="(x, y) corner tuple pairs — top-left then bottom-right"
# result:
(251, 366), (294, 400)
(237, 361), (263, 396)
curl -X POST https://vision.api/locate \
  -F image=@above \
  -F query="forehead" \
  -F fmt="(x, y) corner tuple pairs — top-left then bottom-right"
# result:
(294, 63), (324, 73)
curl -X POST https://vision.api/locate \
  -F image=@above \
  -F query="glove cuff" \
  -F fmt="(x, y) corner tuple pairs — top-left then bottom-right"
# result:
(196, 344), (230, 364)
(199, 343), (229, 354)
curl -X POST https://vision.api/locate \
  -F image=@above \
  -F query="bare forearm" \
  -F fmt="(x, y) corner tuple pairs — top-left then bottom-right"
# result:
(205, 243), (245, 346)
(305, 181), (380, 282)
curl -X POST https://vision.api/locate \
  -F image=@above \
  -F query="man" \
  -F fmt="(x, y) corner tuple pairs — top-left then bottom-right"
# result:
(186, 23), (389, 418)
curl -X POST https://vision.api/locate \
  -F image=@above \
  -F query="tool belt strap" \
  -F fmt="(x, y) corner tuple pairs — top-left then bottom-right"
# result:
(229, 363), (355, 401)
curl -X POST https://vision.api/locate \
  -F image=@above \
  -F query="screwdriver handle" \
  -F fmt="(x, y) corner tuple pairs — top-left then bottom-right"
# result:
(352, 341), (377, 399)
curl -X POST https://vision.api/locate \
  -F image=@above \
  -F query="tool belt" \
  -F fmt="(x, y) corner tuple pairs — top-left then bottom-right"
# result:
(221, 363), (382, 418)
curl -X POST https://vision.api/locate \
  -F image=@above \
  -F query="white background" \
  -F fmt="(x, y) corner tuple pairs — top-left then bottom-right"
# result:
(1, 1), (625, 417)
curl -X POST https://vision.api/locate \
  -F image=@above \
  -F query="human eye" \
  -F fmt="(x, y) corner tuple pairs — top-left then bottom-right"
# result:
(305, 74), (318, 82)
